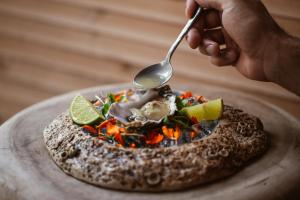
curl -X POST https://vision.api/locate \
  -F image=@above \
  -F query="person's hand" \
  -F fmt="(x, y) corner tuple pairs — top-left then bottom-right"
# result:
(185, 0), (287, 82)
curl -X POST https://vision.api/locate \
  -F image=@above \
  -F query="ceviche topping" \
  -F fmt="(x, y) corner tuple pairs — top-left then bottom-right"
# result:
(70, 85), (223, 148)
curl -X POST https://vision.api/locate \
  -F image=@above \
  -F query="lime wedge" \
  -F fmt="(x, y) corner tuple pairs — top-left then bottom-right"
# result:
(181, 98), (223, 122)
(70, 95), (104, 125)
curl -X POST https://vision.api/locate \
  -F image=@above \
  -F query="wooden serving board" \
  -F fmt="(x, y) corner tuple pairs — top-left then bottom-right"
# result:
(1, 83), (300, 200)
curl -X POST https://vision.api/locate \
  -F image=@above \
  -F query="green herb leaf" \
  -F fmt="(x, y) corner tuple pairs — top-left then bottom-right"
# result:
(172, 115), (190, 128)
(101, 103), (110, 117)
(175, 96), (185, 110)
(182, 99), (189, 107)
(163, 116), (170, 124)
(177, 109), (187, 116)
(108, 93), (115, 104)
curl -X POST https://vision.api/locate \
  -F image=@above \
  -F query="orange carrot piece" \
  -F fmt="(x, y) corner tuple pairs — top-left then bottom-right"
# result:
(119, 127), (126, 133)
(116, 143), (123, 148)
(180, 91), (193, 99)
(196, 95), (206, 103)
(114, 94), (122, 102)
(130, 143), (136, 148)
(146, 132), (164, 145)
(174, 126), (181, 140)
(98, 118), (116, 129)
(82, 125), (97, 135)
(162, 126), (172, 138)
(152, 134), (164, 144)
(162, 126), (182, 140)
(107, 123), (119, 135)
(190, 131), (196, 139)
(168, 128), (174, 137)
(114, 132), (125, 145)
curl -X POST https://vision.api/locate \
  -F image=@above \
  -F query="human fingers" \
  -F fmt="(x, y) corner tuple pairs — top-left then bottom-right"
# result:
(199, 38), (220, 56)
(198, 29), (224, 55)
(204, 28), (225, 44)
(195, 0), (223, 11)
(204, 9), (221, 29)
(187, 0), (224, 19)
(192, 9), (221, 31)
(186, 1), (222, 49)
(187, 28), (202, 49)
(186, 9), (221, 49)
(186, 14), (205, 49)
(186, 0), (198, 18)
(187, 4), (221, 29)
(210, 48), (238, 66)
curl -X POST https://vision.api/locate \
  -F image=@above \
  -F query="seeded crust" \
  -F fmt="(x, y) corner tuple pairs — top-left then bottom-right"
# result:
(43, 105), (268, 191)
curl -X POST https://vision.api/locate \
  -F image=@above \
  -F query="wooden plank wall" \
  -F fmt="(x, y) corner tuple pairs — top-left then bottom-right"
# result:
(0, 0), (300, 124)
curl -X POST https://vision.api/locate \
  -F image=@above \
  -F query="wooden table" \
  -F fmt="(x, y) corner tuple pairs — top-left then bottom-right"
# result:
(1, 84), (300, 200)
(1, 0), (300, 123)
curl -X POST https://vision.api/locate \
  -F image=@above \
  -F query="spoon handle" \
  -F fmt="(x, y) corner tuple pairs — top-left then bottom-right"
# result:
(165, 7), (202, 63)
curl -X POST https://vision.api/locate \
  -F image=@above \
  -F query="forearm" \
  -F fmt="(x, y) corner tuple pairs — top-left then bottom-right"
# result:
(266, 34), (300, 96)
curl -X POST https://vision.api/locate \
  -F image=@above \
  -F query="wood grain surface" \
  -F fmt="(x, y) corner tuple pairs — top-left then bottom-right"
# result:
(0, 0), (300, 124)
(0, 84), (300, 200)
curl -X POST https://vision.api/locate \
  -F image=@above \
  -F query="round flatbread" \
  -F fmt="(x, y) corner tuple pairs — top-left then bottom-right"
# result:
(43, 105), (268, 191)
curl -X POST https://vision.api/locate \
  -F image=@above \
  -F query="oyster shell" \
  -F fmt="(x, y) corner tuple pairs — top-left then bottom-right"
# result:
(109, 85), (177, 127)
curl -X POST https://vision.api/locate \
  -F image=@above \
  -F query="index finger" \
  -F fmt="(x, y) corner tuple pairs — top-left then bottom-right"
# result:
(187, 0), (224, 14)
(185, 0), (198, 18)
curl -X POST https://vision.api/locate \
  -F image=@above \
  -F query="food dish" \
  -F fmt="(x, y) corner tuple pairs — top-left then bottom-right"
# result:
(43, 85), (268, 191)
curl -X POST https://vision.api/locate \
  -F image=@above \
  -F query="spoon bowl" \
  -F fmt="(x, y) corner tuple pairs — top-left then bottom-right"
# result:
(134, 61), (172, 89)
(133, 7), (202, 89)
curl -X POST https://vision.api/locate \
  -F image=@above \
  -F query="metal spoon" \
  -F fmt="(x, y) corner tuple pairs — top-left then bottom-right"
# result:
(133, 7), (202, 89)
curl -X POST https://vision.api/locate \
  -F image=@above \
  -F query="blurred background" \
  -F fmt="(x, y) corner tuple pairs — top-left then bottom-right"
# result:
(0, 0), (300, 124)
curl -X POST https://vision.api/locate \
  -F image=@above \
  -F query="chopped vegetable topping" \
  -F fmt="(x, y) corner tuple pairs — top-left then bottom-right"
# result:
(190, 131), (197, 139)
(180, 91), (193, 99)
(130, 143), (136, 148)
(106, 122), (119, 136)
(98, 118), (116, 129)
(82, 125), (98, 135)
(114, 133), (125, 146)
(146, 131), (164, 145)
(70, 89), (221, 148)
(162, 125), (181, 140)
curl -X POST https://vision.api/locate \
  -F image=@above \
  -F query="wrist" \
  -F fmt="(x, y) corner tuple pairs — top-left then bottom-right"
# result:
(262, 31), (287, 82)
(265, 33), (300, 95)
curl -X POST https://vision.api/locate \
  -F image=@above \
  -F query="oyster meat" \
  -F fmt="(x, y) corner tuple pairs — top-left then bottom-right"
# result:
(109, 85), (177, 127)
